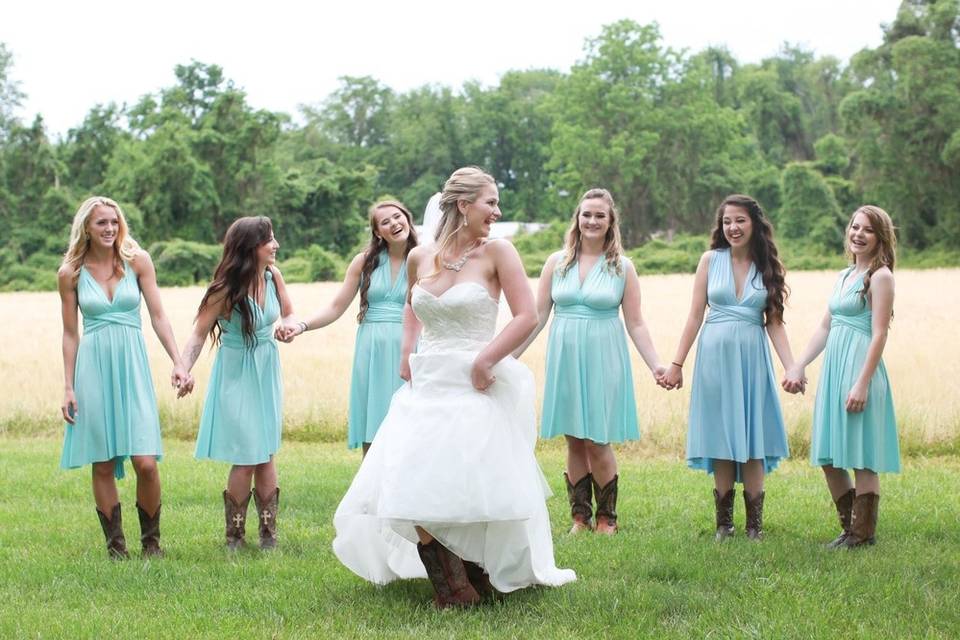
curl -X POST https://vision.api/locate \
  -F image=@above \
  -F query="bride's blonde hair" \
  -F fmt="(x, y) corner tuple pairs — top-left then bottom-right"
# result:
(422, 167), (496, 280)
(61, 196), (140, 285)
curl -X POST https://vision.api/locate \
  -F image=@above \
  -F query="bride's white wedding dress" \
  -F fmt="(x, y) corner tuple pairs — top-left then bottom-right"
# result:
(332, 281), (576, 592)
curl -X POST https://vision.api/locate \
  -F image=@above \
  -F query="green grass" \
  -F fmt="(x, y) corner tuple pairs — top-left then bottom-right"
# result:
(2, 437), (959, 639)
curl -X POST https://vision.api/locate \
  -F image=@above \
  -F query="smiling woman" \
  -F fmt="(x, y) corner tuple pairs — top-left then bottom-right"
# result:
(57, 195), (191, 559)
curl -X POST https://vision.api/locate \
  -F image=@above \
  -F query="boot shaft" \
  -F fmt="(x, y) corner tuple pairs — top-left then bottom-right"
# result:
(845, 492), (880, 548)
(564, 472), (593, 531)
(223, 490), (252, 550)
(96, 503), (130, 560)
(136, 502), (163, 557)
(743, 491), (765, 541)
(253, 488), (280, 550)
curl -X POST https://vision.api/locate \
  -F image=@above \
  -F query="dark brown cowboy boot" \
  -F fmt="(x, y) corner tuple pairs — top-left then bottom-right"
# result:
(744, 491), (765, 541)
(843, 492), (880, 548)
(253, 488), (279, 550)
(416, 540), (481, 609)
(136, 502), (163, 558)
(593, 475), (619, 535)
(714, 488), (735, 541)
(564, 472), (593, 534)
(826, 489), (855, 549)
(223, 490), (252, 551)
(96, 503), (130, 560)
(463, 560), (500, 602)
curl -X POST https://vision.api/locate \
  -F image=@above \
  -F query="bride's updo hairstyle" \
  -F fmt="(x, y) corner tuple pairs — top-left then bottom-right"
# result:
(424, 166), (496, 280)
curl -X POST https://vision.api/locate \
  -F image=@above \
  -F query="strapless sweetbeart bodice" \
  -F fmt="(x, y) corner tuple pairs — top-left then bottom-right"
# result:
(412, 282), (498, 352)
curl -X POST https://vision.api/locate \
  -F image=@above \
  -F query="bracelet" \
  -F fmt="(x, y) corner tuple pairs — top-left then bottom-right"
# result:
(671, 361), (683, 368)
(298, 321), (308, 333)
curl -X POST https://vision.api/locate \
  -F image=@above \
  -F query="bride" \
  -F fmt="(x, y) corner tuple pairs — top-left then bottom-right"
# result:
(332, 167), (576, 607)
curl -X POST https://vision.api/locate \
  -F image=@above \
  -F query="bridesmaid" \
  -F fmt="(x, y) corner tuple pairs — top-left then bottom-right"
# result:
(785, 206), (899, 548)
(660, 194), (796, 541)
(280, 200), (418, 454)
(58, 196), (190, 558)
(516, 188), (666, 535)
(179, 216), (297, 550)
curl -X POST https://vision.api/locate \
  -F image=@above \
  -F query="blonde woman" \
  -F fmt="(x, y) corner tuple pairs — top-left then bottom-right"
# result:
(332, 167), (575, 608)
(58, 196), (190, 559)
(515, 188), (667, 535)
(280, 201), (418, 454)
(785, 206), (899, 548)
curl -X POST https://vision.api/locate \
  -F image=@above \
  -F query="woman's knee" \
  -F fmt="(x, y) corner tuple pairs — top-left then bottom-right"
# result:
(131, 456), (159, 480)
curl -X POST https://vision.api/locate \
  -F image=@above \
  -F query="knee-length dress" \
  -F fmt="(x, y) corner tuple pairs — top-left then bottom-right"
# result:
(541, 254), (639, 444)
(810, 267), (899, 472)
(686, 249), (788, 480)
(60, 263), (162, 480)
(195, 270), (282, 464)
(347, 253), (407, 449)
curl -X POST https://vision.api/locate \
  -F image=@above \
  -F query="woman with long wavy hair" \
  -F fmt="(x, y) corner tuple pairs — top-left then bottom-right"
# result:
(332, 167), (575, 609)
(515, 188), (668, 535)
(280, 200), (417, 455)
(179, 216), (297, 551)
(784, 206), (899, 548)
(58, 196), (191, 559)
(660, 194), (797, 541)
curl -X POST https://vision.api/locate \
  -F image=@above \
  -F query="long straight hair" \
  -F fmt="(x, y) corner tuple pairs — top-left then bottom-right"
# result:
(61, 196), (140, 285)
(710, 194), (788, 325)
(198, 216), (274, 346)
(558, 188), (624, 276)
(357, 200), (418, 323)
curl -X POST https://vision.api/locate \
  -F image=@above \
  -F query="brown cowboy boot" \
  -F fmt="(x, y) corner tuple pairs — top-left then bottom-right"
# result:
(416, 540), (481, 609)
(136, 502), (163, 558)
(223, 490), (252, 551)
(463, 560), (500, 602)
(593, 475), (619, 535)
(253, 488), (279, 550)
(714, 488), (735, 541)
(744, 491), (765, 541)
(825, 489), (855, 549)
(843, 492), (880, 548)
(564, 472), (593, 534)
(96, 503), (130, 560)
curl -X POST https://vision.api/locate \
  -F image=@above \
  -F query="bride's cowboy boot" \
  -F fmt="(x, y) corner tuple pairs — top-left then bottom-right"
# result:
(843, 492), (880, 548)
(714, 488), (735, 541)
(417, 540), (481, 609)
(593, 475), (619, 535)
(96, 503), (130, 560)
(136, 502), (163, 558)
(744, 491), (765, 541)
(463, 560), (500, 602)
(223, 490), (252, 551)
(253, 488), (279, 550)
(564, 472), (593, 534)
(826, 489), (855, 549)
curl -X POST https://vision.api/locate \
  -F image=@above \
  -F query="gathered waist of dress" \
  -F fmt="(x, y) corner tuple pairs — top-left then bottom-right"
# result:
(704, 304), (763, 327)
(830, 314), (871, 337)
(417, 336), (489, 355)
(219, 326), (277, 349)
(554, 304), (619, 320)
(82, 310), (142, 335)
(362, 302), (404, 324)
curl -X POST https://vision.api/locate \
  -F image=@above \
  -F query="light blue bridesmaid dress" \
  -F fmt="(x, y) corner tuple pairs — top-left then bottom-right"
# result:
(810, 267), (899, 472)
(347, 253), (407, 449)
(686, 249), (788, 480)
(541, 254), (640, 443)
(61, 263), (162, 479)
(195, 270), (283, 464)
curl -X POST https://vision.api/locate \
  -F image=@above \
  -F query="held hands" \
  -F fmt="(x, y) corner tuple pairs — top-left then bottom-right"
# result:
(471, 356), (497, 392)
(172, 364), (195, 398)
(845, 381), (868, 413)
(61, 389), (78, 424)
(652, 364), (678, 391)
(781, 365), (808, 395)
(274, 319), (304, 343)
(657, 363), (683, 390)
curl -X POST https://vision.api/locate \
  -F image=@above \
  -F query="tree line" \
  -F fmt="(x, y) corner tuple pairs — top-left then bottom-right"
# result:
(1, 0), (958, 290)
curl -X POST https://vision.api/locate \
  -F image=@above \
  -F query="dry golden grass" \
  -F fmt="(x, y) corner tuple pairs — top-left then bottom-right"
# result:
(2, 269), (957, 456)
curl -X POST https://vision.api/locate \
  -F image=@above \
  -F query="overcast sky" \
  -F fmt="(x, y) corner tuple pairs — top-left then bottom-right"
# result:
(2, 0), (901, 137)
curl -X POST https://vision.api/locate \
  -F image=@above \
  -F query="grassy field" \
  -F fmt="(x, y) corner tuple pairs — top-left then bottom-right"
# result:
(1, 439), (958, 639)
(2, 269), (958, 455)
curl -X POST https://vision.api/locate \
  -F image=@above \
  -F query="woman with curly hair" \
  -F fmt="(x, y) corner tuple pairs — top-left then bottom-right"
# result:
(785, 206), (899, 548)
(661, 194), (797, 541)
